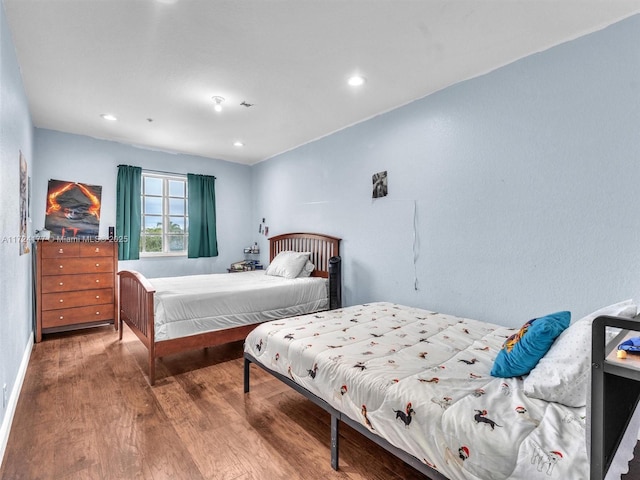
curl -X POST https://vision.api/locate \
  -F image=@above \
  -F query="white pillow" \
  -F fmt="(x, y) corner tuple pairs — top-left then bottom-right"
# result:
(297, 260), (315, 278)
(523, 299), (637, 407)
(265, 251), (310, 279)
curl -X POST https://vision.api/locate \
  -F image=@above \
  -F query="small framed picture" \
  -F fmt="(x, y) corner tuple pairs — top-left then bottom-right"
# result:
(372, 171), (388, 198)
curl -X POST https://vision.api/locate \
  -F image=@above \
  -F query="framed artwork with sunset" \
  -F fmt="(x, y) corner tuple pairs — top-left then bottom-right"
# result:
(44, 179), (102, 239)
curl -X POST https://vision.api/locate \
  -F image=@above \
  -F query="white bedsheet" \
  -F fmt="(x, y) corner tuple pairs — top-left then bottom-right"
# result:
(149, 271), (327, 341)
(245, 302), (624, 480)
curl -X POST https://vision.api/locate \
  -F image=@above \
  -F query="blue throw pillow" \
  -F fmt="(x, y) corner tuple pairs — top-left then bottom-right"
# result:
(491, 311), (571, 378)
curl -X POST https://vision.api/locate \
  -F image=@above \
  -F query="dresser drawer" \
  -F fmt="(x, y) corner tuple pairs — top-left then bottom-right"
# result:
(41, 257), (114, 276)
(79, 242), (114, 257)
(40, 273), (114, 293)
(41, 288), (114, 311)
(40, 242), (80, 258)
(41, 304), (114, 329)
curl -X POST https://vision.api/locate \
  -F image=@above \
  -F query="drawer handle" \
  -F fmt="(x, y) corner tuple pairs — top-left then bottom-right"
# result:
(95, 263), (100, 267)
(95, 248), (100, 253)
(95, 295), (100, 299)
(59, 282), (64, 286)
(58, 249), (64, 254)
(59, 299), (64, 303)
(59, 265), (63, 269)
(59, 316), (64, 320)
(96, 311), (100, 315)
(95, 280), (100, 283)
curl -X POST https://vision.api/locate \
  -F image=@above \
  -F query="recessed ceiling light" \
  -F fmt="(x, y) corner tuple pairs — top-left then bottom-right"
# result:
(347, 75), (366, 87)
(233, 141), (244, 147)
(100, 114), (117, 121)
(212, 96), (225, 112)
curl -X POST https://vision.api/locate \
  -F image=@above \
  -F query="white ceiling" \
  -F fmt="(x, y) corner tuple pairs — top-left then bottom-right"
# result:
(4, 0), (640, 165)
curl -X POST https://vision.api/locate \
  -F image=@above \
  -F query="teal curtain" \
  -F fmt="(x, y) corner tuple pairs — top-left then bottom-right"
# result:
(187, 173), (218, 258)
(116, 165), (141, 260)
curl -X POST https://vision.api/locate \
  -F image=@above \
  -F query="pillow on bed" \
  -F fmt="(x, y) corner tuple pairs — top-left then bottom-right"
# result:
(523, 299), (637, 407)
(491, 311), (570, 378)
(297, 260), (315, 278)
(265, 251), (310, 279)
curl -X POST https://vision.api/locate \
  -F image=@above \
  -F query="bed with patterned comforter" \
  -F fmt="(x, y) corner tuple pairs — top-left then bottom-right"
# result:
(244, 302), (592, 480)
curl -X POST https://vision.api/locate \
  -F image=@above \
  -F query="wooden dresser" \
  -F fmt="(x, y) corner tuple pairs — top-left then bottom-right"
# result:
(35, 240), (118, 342)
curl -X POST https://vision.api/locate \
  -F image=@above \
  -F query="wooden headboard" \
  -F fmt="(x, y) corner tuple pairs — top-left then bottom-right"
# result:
(269, 232), (341, 278)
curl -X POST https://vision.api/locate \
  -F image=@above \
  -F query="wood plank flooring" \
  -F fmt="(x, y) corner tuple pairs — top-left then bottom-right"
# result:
(0, 326), (429, 480)
(1, 325), (639, 480)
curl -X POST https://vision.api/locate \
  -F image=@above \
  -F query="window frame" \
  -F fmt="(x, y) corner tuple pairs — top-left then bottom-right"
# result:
(140, 171), (188, 257)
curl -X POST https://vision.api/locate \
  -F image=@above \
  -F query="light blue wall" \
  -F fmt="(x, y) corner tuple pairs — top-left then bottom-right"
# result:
(252, 14), (640, 327)
(33, 129), (253, 278)
(0, 0), (33, 450)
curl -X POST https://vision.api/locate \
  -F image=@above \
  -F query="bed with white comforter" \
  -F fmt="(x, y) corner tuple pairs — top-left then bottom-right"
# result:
(244, 302), (638, 480)
(149, 270), (328, 341)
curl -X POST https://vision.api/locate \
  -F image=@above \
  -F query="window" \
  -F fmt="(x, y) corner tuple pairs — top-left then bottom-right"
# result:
(140, 172), (188, 255)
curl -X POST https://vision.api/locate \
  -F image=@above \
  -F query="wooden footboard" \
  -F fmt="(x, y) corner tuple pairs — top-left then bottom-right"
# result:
(118, 270), (157, 382)
(119, 268), (260, 385)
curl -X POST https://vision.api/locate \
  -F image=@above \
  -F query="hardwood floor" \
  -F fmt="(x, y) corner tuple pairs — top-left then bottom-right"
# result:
(0, 326), (429, 480)
(1, 325), (639, 480)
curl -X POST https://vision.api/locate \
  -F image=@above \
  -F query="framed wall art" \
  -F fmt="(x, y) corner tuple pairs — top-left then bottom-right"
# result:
(372, 170), (388, 198)
(19, 151), (29, 255)
(44, 179), (102, 239)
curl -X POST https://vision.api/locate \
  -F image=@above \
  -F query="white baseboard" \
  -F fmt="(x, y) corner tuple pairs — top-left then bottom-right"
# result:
(0, 333), (33, 468)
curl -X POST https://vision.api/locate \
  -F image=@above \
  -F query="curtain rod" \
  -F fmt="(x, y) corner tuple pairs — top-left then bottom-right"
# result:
(145, 169), (216, 180)
(145, 169), (186, 176)
(118, 165), (215, 179)
(117, 164), (184, 176)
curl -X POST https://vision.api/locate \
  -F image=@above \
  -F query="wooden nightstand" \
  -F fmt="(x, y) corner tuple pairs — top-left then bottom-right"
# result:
(228, 262), (263, 273)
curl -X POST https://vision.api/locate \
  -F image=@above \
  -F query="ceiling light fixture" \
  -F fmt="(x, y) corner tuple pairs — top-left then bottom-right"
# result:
(212, 96), (225, 112)
(347, 75), (366, 87)
(233, 141), (244, 147)
(100, 113), (117, 121)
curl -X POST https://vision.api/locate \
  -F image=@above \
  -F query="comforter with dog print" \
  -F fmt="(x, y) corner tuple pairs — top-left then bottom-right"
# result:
(244, 302), (588, 480)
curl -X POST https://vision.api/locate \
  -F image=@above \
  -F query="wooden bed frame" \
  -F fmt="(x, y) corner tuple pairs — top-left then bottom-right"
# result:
(118, 232), (340, 385)
(244, 313), (640, 480)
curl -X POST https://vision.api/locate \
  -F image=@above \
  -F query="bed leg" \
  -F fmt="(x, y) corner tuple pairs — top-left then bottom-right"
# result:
(331, 414), (339, 470)
(244, 357), (251, 393)
(149, 354), (156, 387)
